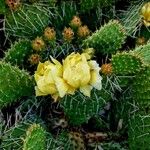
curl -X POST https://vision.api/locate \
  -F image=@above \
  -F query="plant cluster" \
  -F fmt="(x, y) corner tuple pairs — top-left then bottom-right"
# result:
(0, 0), (150, 149)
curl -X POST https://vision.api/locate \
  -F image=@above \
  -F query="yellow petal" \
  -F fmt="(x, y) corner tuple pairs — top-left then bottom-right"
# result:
(51, 93), (59, 102)
(88, 60), (102, 90)
(80, 85), (92, 97)
(67, 86), (76, 95)
(50, 56), (62, 67)
(37, 78), (57, 94)
(54, 77), (69, 98)
(88, 60), (100, 70)
(63, 53), (90, 88)
(143, 20), (150, 27)
(35, 86), (48, 96)
(90, 70), (102, 90)
(44, 68), (54, 83)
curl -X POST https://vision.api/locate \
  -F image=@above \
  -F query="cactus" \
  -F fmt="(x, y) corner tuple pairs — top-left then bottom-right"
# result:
(109, 93), (132, 132)
(129, 66), (150, 149)
(83, 20), (127, 54)
(5, 4), (49, 39)
(27, 0), (56, 6)
(120, 0), (145, 37)
(0, 0), (6, 14)
(4, 39), (32, 66)
(0, 62), (34, 108)
(133, 42), (150, 66)
(131, 66), (150, 106)
(67, 132), (85, 150)
(112, 42), (150, 75)
(53, 1), (77, 31)
(23, 123), (46, 150)
(0, 1), (150, 149)
(101, 142), (127, 150)
(111, 52), (143, 75)
(1, 121), (30, 150)
(80, 0), (115, 13)
(60, 89), (111, 126)
(128, 109), (150, 150)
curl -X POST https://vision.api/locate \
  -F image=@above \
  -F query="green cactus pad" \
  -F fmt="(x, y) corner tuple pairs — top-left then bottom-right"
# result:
(1, 122), (30, 150)
(0, 0), (6, 14)
(23, 124), (46, 150)
(133, 42), (150, 66)
(5, 4), (49, 39)
(111, 52), (143, 75)
(0, 62), (34, 108)
(128, 110), (150, 150)
(120, 1), (144, 36)
(132, 66), (150, 105)
(54, 1), (77, 31)
(4, 39), (32, 66)
(80, 0), (115, 12)
(60, 89), (110, 126)
(109, 95), (132, 132)
(83, 20), (127, 54)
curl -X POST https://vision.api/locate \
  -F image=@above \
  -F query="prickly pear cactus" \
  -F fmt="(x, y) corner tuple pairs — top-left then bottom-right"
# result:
(4, 39), (32, 66)
(133, 42), (150, 65)
(80, 0), (115, 12)
(0, 0), (150, 149)
(111, 52), (143, 75)
(23, 124), (46, 150)
(128, 109), (150, 150)
(83, 20), (127, 54)
(5, 4), (49, 38)
(0, 62), (34, 108)
(131, 66), (150, 106)
(120, 1), (144, 36)
(1, 121), (30, 150)
(0, 0), (6, 14)
(60, 89), (110, 126)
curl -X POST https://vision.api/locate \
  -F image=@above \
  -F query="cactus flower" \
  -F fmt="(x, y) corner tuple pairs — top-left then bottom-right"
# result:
(34, 57), (75, 101)
(141, 2), (150, 27)
(63, 52), (102, 97)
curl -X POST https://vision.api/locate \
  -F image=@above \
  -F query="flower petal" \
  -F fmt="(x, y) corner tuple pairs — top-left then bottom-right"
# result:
(54, 77), (69, 97)
(35, 86), (47, 96)
(80, 85), (92, 97)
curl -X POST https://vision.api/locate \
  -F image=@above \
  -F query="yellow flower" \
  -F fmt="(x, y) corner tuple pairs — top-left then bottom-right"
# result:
(34, 57), (75, 101)
(63, 52), (102, 97)
(82, 48), (95, 59)
(141, 2), (150, 27)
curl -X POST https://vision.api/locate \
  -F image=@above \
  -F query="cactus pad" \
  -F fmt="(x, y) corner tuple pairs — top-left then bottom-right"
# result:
(132, 66), (150, 105)
(83, 20), (127, 54)
(4, 39), (32, 66)
(111, 52), (143, 75)
(60, 89), (110, 126)
(0, 62), (34, 108)
(5, 4), (49, 38)
(23, 124), (46, 150)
